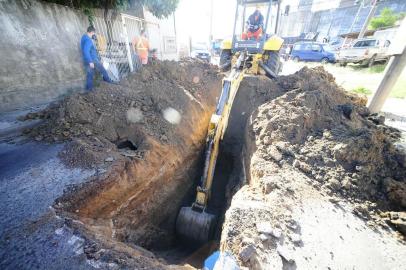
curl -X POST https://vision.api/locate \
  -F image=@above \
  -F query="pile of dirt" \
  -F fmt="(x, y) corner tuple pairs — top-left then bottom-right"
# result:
(252, 66), (406, 208)
(23, 60), (220, 168)
(219, 66), (406, 269)
(19, 59), (223, 269)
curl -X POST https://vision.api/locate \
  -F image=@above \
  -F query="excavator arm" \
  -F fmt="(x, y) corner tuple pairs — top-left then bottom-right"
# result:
(176, 60), (246, 244)
(195, 68), (245, 209)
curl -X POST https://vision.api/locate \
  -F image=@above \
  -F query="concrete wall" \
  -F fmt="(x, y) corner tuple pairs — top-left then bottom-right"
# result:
(0, 0), (88, 113)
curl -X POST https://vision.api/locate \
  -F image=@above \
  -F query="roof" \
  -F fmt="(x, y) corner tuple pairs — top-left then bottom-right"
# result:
(339, 30), (375, 39)
(339, 25), (399, 39)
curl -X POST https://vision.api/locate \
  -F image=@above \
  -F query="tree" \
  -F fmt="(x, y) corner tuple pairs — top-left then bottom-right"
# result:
(43, 0), (179, 45)
(139, 0), (179, 18)
(369, 7), (402, 30)
(42, 0), (179, 19)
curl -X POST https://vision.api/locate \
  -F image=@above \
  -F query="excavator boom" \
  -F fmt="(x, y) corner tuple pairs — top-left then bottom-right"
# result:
(176, 57), (246, 244)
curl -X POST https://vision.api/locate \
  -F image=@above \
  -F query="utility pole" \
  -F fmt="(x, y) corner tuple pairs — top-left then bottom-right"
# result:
(368, 47), (406, 113)
(343, 1), (364, 47)
(275, 0), (282, 34)
(209, 0), (213, 50)
(358, 0), (378, 39)
(368, 18), (406, 114)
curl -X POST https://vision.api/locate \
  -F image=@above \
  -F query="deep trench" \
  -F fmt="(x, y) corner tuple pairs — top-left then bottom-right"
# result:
(61, 78), (271, 268)
(145, 145), (243, 267)
(123, 80), (260, 267)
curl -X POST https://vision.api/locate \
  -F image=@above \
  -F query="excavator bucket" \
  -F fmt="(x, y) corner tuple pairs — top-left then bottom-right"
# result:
(176, 207), (216, 244)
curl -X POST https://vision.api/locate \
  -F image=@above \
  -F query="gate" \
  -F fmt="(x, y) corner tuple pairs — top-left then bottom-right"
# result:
(92, 13), (158, 81)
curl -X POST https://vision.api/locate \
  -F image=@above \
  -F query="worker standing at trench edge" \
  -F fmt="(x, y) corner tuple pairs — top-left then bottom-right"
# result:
(80, 25), (113, 91)
(133, 29), (150, 65)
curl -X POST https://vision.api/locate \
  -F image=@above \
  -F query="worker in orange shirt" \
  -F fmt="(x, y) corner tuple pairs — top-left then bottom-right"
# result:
(133, 30), (150, 65)
(242, 5), (264, 41)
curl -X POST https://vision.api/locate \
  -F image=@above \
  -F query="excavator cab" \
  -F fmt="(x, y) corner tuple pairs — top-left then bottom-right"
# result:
(220, 0), (284, 78)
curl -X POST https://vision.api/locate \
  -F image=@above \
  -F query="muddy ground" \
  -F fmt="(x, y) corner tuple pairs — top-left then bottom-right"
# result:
(219, 67), (406, 269)
(9, 62), (406, 270)
(19, 59), (223, 269)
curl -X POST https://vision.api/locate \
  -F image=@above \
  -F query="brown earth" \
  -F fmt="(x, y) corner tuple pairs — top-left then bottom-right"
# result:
(23, 60), (223, 268)
(252, 67), (406, 205)
(219, 67), (406, 269)
(21, 63), (406, 269)
(23, 60), (221, 169)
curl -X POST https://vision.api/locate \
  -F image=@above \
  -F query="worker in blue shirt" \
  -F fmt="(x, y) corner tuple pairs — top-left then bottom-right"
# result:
(80, 26), (113, 90)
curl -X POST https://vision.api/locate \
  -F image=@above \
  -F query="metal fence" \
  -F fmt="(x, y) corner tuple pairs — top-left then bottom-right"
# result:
(92, 13), (156, 81)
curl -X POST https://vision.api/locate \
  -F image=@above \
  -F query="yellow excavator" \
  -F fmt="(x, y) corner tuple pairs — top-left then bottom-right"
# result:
(176, 0), (284, 244)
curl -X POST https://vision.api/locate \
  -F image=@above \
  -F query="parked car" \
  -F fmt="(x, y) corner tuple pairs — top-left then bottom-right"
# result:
(290, 42), (336, 63)
(337, 38), (390, 67)
(191, 43), (211, 62)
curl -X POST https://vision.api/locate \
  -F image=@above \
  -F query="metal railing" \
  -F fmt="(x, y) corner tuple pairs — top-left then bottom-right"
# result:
(92, 13), (160, 81)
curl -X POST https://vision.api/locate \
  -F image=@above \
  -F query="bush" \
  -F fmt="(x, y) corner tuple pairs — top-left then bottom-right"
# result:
(369, 8), (403, 30)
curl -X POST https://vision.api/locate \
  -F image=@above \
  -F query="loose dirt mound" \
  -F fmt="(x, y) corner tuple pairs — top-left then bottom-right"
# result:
(23, 60), (220, 168)
(20, 60), (222, 269)
(254, 67), (406, 207)
(219, 66), (406, 269)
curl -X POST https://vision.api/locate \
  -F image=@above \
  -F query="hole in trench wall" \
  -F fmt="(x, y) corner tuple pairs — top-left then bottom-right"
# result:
(116, 139), (138, 150)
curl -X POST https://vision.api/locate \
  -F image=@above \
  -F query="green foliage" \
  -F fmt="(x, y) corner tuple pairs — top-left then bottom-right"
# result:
(368, 64), (386, 73)
(42, 0), (178, 18)
(351, 87), (372, 95)
(139, 0), (179, 18)
(369, 7), (403, 30)
(81, 7), (95, 25)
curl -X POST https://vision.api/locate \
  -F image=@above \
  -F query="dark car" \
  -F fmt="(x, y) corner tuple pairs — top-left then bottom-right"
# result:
(291, 42), (336, 63)
(191, 43), (211, 62)
(191, 50), (211, 62)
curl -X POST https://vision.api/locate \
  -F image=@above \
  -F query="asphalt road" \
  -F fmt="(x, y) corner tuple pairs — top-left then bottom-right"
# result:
(0, 141), (96, 270)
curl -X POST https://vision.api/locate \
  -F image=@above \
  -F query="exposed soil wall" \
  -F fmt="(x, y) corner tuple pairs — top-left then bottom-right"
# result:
(20, 64), (406, 269)
(24, 60), (222, 268)
(219, 67), (406, 269)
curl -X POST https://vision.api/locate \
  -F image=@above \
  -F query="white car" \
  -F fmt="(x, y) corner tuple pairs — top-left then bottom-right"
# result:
(337, 38), (390, 67)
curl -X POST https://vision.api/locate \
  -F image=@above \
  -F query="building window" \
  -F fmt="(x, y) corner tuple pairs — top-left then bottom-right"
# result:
(163, 36), (177, 53)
